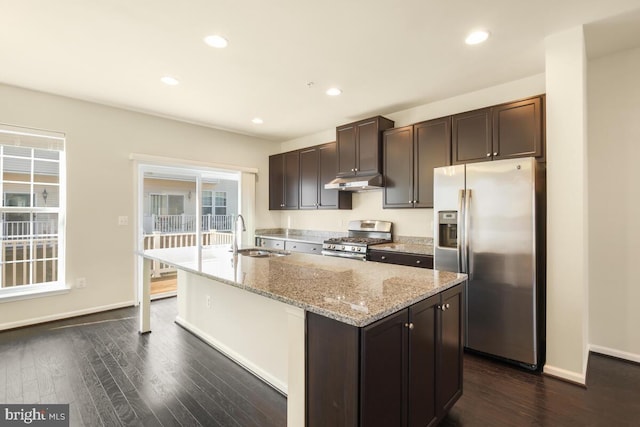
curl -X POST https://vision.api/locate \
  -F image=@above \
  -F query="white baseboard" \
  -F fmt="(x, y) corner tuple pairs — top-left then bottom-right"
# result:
(0, 300), (136, 331)
(175, 315), (288, 395)
(543, 364), (586, 385)
(590, 344), (640, 364)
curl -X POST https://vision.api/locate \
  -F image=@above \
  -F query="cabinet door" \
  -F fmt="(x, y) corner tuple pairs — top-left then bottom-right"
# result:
(299, 147), (319, 209)
(383, 126), (414, 208)
(438, 284), (463, 416)
(492, 96), (543, 160)
(318, 142), (352, 209)
(268, 154), (284, 210)
(283, 151), (300, 209)
(356, 118), (381, 175)
(414, 117), (451, 208)
(452, 108), (492, 165)
(361, 309), (408, 427)
(337, 124), (357, 176)
(408, 294), (439, 427)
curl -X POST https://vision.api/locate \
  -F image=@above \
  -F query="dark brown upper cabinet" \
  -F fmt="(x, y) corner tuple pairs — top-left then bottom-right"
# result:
(383, 117), (451, 208)
(383, 126), (414, 208)
(452, 108), (492, 165)
(492, 96), (543, 160)
(299, 142), (352, 210)
(268, 151), (299, 210)
(337, 116), (395, 177)
(452, 96), (544, 165)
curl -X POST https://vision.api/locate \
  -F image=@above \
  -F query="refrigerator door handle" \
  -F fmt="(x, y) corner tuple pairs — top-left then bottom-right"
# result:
(464, 189), (472, 275)
(457, 189), (465, 273)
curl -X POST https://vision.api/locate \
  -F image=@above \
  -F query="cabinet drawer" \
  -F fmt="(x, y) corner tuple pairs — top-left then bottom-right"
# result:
(285, 240), (322, 255)
(368, 250), (433, 269)
(257, 238), (285, 250)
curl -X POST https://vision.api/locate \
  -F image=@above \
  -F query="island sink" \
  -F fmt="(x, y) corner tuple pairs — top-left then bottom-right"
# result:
(235, 248), (290, 257)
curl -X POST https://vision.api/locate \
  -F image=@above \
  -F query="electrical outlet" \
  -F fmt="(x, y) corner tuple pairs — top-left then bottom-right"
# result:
(118, 216), (128, 226)
(76, 277), (87, 288)
(206, 295), (211, 309)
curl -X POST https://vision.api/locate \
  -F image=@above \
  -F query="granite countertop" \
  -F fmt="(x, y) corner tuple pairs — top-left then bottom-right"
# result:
(369, 242), (434, 256)
(142, 245), (465, 327)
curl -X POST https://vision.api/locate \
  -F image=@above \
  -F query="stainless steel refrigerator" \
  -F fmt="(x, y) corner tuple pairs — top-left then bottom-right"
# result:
(434, 157), (545, 369)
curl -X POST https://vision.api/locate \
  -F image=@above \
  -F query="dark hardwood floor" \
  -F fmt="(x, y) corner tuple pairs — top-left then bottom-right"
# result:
(1, 298), (639, 426)
(0, 298), (287, 426)
(442, 351), (640, 426)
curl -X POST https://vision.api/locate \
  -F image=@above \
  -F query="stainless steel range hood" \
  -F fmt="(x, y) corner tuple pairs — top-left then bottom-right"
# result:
(324, 174), (384, 191)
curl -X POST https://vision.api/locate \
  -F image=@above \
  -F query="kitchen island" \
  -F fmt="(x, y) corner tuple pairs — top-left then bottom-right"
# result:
(140, 245), (466, 426)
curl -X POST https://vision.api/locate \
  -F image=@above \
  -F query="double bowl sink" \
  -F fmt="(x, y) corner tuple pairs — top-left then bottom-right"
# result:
(235, 248), (290, 258)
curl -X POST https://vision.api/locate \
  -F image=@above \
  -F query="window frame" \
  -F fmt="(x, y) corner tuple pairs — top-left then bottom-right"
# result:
(214, 191), (227, 216)
(0, 125), (66, 301)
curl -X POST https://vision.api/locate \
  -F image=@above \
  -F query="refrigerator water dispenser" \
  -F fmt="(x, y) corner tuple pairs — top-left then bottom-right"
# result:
(438, 211), (458, 248)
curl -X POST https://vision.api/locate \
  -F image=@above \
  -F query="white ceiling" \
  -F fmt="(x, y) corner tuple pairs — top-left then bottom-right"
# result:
(2, 1), (639, 142)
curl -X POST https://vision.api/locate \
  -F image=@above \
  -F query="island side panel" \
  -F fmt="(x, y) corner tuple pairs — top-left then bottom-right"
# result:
(306, 312), (360, 427)
(176, 269), (297, 394)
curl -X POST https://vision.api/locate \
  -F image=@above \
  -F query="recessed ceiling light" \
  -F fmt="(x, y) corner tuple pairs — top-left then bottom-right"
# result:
(160, 76), (179, 86)
(252, 117), (264, 124)
(204, 35), (229, 48)
(326, 87), (342, 96)
(465, 30), (490, 45)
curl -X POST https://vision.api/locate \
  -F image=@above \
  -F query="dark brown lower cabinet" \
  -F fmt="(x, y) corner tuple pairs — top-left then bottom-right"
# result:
(306, 284), (463, 427)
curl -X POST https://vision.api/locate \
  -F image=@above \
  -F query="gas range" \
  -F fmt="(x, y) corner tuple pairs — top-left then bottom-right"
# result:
(322, 220), (393, 260)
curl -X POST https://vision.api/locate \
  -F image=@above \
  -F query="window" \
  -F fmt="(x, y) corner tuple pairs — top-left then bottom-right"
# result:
(202, 190), (213, 216)
(214, 191), (227, 215)
(0, 124), (65, 295)
(149, 194), (185, 216)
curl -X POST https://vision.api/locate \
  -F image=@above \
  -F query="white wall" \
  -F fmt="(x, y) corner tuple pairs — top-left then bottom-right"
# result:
(277, 74), (546, 237)
(588, 46), (640, 362)
(0, 83), (280, 329)
(543, 27), (590, 383)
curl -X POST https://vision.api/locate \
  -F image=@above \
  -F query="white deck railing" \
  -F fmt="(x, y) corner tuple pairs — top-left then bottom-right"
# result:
(3, 220), (58, 240)
(143, 230), (234, 277)
(146, 214), (234, 234)
(1, 238), (58, 287)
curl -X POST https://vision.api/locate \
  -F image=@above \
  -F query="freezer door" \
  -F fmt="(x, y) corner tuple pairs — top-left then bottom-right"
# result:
(433, 165), (465, 273)
(465, 158), (538, 366)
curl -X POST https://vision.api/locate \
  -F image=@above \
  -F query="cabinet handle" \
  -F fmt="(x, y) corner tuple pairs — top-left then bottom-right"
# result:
(381, 256), (386, 260)
(355, 168), (358, 172)
(351, 168), (355, 172)
(440, 303), (451, 311)
(416, 260), (421, 264)
(486, 153), (491, 157)
(493, 152), (498, 156)
(404, 322), (414, 330)
(312, 247), (317, 251)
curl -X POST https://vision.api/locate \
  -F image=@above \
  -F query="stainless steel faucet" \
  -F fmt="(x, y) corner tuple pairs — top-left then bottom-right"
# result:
(232, 214), (246, 254)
